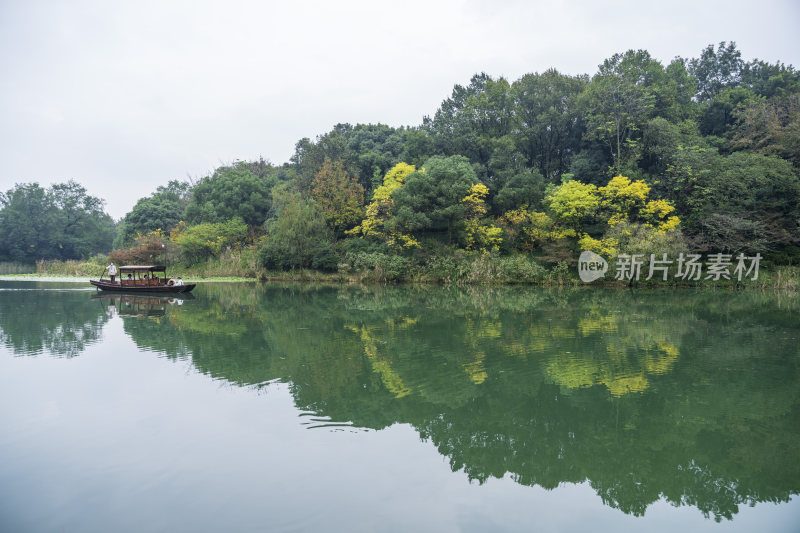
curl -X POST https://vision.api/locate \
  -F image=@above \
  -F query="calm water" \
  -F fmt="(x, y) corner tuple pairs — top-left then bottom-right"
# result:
(1, 280), (799, 532)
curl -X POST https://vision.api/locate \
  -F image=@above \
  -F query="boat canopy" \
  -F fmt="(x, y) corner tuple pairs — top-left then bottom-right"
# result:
(119, 265), (167, 273)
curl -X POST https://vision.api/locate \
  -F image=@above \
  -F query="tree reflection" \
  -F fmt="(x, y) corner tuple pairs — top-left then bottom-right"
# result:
(121, 283), (800, 521)
(3, 280), (797, 521)
(0, 282), (108, 357)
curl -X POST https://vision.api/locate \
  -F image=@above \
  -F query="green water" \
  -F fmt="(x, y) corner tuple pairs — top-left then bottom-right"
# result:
(1, 280), (799, 532)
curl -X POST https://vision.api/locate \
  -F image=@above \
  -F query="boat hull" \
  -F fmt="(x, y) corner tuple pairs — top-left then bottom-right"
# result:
(90, 280), (196, 293)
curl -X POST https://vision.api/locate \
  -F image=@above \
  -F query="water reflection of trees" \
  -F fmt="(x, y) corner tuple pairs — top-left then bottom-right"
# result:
(0, 283), (108, 357)
(41, 282), (800, 520)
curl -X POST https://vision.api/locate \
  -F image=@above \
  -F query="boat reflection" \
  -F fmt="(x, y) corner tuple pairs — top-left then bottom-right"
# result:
(92, 292), (195, 317)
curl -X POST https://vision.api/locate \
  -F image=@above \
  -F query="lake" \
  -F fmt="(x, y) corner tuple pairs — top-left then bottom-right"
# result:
(1, 280), (799, 532)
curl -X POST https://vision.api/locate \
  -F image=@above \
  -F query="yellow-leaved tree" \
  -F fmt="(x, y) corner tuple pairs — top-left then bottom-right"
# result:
(599, 175), (680, 232)
(580, 174), (682, 257)
(498, 208), (575, 252)
(461, 183), (502, 253)
(347, 162), (420, 248)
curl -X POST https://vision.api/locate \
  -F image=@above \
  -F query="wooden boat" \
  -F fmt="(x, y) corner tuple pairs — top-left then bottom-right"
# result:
(90, 265), (196, 293)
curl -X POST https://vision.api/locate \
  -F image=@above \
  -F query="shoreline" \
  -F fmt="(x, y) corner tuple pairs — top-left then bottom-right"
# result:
(0, 273), (795, 291)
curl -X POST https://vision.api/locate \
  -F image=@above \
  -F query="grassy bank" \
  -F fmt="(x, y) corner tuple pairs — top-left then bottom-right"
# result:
(21, 252), (800, 290)
(0, 262), (37, 275)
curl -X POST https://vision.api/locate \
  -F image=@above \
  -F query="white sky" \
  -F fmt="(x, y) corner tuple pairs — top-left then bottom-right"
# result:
(1, 0), (799, 220)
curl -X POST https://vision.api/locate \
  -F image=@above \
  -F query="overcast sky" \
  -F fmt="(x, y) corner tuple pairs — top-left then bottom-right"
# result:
(1, 0), (798, 220)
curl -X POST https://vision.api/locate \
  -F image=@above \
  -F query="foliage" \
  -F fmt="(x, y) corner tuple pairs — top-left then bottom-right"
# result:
(185, 162), (278, 226)
(115, 180), (190, 247)
(170, 218), (248, 263)
(390, 155), (479, 242)
(10, 42), (800, 280)
(581, 50), (659, 170)
(511, 69), (586, 180)
(544, 179), (600, 230)
(0, 181), (114, 263)
(605, 221), (689, 275)
(258, 195), (336, 271)
(578, 234), (620, 257)
(689, 41), (744, 101)
(348, 162), (419, 248)
(310, 159), (365, 234)
(461, 184), (502, 253)
(492, 169), (546, 214)
(109, 229), (169, 265)
(659, 147), (800, 252)
(499, 209), (565, 252)
(729, 93), (800, 166)
(598, 174), (680, 232)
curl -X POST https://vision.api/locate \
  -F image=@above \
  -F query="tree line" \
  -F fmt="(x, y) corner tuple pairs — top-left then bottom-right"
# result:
(2, 42), (799, 272)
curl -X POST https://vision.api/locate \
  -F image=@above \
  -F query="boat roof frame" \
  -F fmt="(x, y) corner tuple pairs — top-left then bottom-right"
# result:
(119, 265), (167, 273)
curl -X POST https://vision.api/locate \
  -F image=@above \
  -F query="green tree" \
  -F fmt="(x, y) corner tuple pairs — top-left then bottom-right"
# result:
(390, 155), (479, 242)
(581, 50), (662, 172)
(0, 181), (114, 262)
(511, 69), (586, 180)
(185, 162), (278, 227)
(689, 41), (744, 101)
(116, 180), (190, 247)
(290, 126), (355, 195)
(740, 59), (800, 98)
(170, 218), (248, 263)
(259, 192), (336, 270)
(0, 183), (57, 261)
(425, 73), (516, 180)
(49, 181), (115, 259)
(310, 159), (364, 234)
(661, 147), (800, 252)
(698, 86), (755, 137)
(344, 123), (410, 192)
(492, 169), (546, 213)
(400, 128), (435, 168)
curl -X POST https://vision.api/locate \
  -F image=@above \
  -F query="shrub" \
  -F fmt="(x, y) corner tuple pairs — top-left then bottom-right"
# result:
(346, 252), (410, 282)
(171, 218), (248, 263)
(109, 230), (168, 265)
(258, 196), (336, 271)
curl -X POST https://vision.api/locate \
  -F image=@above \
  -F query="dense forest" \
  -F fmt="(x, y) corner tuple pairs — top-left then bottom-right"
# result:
(2, 42), (799, 278)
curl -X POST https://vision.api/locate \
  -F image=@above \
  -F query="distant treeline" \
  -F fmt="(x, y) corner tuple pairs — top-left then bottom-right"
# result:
(2, 42), (799, 275)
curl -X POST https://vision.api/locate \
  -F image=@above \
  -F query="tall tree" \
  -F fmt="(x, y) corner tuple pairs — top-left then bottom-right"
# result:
(581, 50), (662, 172)
(512, 69), (586, 181)
(0, 183), (57, 261)
(116, 180), (190, 247)
(0, 181), (113, 262)
(310, 159), (365, 234)
(185, 162), (278, 227)
(348, 162), (417, 247)
(259, 192), (336, 271)
(290, 125), (355, 195)
(424, 73), (515, 178)
(729, 93), (800, 166)
(689, 41), (744, 101)
(390, 155), (479, 242)
(49, 180), (115, 259)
